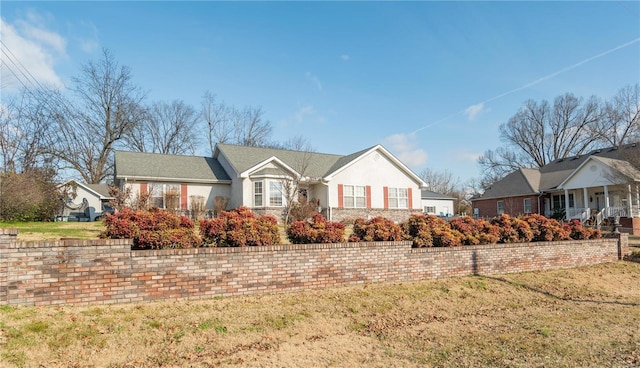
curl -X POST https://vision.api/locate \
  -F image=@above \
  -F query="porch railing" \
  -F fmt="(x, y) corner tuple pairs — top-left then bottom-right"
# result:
(565, 207), (590, 222)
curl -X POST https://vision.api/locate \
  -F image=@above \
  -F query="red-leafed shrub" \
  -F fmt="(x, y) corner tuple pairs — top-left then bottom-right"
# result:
(523, 213), (570, 242)
(199, 206), (280, 247)
(491, 214), (533, 243)
(101, 208), (201, 249)
(567, 219), (601, 240)
(404, 214), (463, 247)
(349, 216), (405, 242)
(287, 213), (345, 244)
(449, 217), (500, 245)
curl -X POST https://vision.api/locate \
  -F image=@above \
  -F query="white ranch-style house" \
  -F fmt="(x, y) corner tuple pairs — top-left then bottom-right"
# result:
(114, 143), (430, 223)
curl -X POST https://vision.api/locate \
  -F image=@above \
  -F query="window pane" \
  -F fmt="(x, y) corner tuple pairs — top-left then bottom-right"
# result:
(345, 197), (355, 208)
(355, 186), (366, 197)
(344, 185), (354, 196)
(355, 197), (366, 208)
(270, 181), (282, 206)
(254, 182), (263, 207)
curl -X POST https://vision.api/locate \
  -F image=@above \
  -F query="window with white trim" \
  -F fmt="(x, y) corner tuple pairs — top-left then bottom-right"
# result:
(523, 198), (532, 214)
(148, 183), (180, 210)
(269, 181), (283, 207)
(254, 181), (263, 207)
(497, 200), (504, 215)
(344, 185), (366, 208)
(424, 206), (436, 214)
(388, 187), (408, 209)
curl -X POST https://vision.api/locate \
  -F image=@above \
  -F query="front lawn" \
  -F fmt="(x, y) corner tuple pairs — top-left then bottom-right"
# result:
(0, 221), (105, 241)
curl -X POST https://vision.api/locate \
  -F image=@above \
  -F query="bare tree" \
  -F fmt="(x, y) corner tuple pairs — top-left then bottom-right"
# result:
(419, 168), (459, 195)
(592, 84), (640, 146)
(200, 91), (273, 153)
(124, 100), (199, 155)
(201, 91), (234, 153)
(0, 88), (57, 174)
(280, 142), (317, 224)
(47, 49), (147, 183)
(478, 93), (601, 185)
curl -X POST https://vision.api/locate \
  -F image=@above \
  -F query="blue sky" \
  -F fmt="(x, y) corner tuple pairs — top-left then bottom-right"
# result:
(1, 1), (639, 184)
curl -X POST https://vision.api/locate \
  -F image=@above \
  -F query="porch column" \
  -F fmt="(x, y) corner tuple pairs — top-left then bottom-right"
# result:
(583, 187), (589, 210)
(604, 185), (610, 217)
(637, 185), (640, 217)
(628, 184), (633, 217)
(564, 189), (570, 220)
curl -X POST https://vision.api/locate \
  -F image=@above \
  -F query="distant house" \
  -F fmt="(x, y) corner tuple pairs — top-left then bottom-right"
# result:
(421, 190), (455, 217)
(471, 143), (640, 234)
(114, 143), (428, 222)
(57, 180), (114, 221)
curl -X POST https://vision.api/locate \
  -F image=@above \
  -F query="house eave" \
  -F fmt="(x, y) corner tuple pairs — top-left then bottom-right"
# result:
(117, 175), (232, 184)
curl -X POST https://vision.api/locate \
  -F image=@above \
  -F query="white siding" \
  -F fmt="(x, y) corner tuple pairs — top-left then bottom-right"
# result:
(329, 149), (421, 209)
(421, 198), (454, 216)
(562, 159), (617, 190)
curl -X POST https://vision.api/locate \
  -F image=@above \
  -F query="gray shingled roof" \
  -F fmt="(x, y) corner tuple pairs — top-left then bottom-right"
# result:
(85, 184), (113, 198)
(215, 143), (376, 178)
(476, 143), (640, 200)
(114, 151), (231, 182)
(421, 190), (455, 200)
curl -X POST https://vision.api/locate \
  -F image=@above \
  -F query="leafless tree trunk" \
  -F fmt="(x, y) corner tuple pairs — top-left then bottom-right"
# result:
(47, 49), (147, 183)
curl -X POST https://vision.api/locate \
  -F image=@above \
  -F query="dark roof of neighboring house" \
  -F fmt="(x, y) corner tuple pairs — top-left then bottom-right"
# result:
(214, 143), (377, 179)
(421, 190), (455, 200)
(475, 143), (640, 201)
(114, 151), (231, 182)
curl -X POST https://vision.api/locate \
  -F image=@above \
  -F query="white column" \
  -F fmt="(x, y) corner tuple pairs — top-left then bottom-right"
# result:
(604, 185), (610, 217)
(583, 187), (589, 209)
(628, 184), (633, 217)
(564, 189), (570, 219)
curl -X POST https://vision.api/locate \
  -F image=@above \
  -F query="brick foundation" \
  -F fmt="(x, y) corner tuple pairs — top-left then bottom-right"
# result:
(0, 228), (628, 306)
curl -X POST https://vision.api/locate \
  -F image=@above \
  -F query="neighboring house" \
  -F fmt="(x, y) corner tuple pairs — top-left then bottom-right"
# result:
(57, 180), (114, 221)
(471, 143), (640, 233)
(114, 143), (427, 222)
(421, 190), (455, 217)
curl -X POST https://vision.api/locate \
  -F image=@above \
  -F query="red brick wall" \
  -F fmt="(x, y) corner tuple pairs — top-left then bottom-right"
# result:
(472, 195), (542, 218)
(0, 228), (627, 307)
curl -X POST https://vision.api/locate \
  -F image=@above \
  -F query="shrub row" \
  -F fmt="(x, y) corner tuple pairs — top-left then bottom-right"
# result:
(102, 207), (601, 249)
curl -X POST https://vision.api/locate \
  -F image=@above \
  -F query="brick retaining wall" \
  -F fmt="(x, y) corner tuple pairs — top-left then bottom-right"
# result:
(0, 228), (628, 306)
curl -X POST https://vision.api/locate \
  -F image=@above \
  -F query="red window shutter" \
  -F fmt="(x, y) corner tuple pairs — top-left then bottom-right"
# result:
(383, 186), (389, 209)
(366, 186), (372, 209)
(408, 188), (413, 209)
(140, 183), (148, 195)
(181, 184), (188, 210)
(337, 184), (344, 208)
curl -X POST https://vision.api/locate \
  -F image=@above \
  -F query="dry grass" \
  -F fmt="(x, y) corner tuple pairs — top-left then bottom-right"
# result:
(1, 262), (639, 367)
(2, 221), (105, 242)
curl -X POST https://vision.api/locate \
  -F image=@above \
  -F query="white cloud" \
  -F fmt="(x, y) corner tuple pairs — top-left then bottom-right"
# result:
(341, 54), (350, 61)
(455, 150), (482, 163)
(0, 12), (67, 92)
(280, 104), (326, 127)
(305, 72), (323, 91)
(464, 102), (490, 121)
(382, 133), (428, 167)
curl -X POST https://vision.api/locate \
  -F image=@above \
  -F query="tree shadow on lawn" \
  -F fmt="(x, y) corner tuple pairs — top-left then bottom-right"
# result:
(479, 274), (639, 307)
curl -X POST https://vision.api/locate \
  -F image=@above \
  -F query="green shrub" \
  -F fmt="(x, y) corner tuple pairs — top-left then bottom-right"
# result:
(349, 216), (405, 242)
(287, 213), (345, 244)
(199, 206), (280, 247)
